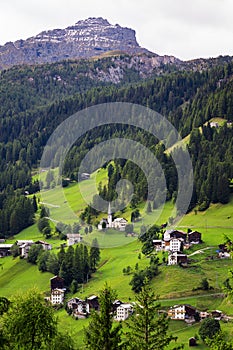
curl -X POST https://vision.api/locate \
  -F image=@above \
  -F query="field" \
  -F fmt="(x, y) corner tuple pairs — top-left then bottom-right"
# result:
(0, 257), (51, 297)
(2, 179), (233, 348)
(36, 167), (108, 224)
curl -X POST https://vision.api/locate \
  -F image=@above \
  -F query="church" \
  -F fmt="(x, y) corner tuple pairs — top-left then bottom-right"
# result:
(97, 203), (128, 232)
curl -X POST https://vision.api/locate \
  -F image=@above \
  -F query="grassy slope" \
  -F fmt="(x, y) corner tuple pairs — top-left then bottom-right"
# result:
(35, 167), (108, 224)
(0, 257), (52, 298)
(2, 185), (233, 347)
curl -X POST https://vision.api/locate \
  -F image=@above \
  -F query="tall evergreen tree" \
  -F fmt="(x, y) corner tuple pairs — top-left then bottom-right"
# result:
(84, 284), (122, 350)
(125, 281), (181, 350)
(90, 238), (101, 272)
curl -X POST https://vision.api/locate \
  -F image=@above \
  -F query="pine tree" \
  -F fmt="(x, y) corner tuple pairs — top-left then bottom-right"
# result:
(90, 238), (101, 272)
(83, 245), (90, 282)
(84, 284), (122, 350)
(73, 245), (83, 283)
(32, 195), (38, 212)
(125, 281), (180, 350)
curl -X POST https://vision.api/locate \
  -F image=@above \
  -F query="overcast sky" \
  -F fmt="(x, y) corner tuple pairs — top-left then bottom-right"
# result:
(0, 0), (233, 60)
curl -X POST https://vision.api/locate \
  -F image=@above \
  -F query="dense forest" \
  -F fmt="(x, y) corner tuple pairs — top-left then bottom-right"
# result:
(1, 55), (233, 237)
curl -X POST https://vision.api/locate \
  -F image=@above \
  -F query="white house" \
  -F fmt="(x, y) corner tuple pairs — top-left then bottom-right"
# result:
(67, 234), (83, 246)
(67, 295), (99, 318)
(168, 251), (188, 265)
(17, 240), (34, 258)
(169, 238), (183, 252)
(50, 288), (66, 305)
(167, 304), (196, 321)
(116, 303), (133, 321)
(112, 218), (128, 231)
(210, 121), (219, 128)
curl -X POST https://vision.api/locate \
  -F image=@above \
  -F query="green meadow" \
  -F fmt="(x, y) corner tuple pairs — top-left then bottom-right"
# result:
(0, 257), (51, 298)
(2, 177), (233, 348)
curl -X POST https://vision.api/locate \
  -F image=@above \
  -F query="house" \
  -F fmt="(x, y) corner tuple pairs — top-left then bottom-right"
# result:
(211, 310), (223, 320)
(218, 251), (231, 258)
(50, 288), (65, 305)
(50, 276), (65, 291)
(153, 240), (165, 252)
(35, 240), (52, 250)
(199, 311), (210, 319)
(187, 231), (202, 244)
(67, 295), (99, 318)
(112, 299), (123, 312)
(168, 304), (197, 321)
(87, 295), (99, 311)
(169, 237), (183, 252)
(17, 240), (34, 258)
(189, 337), (197, 347)
(67, 297), (88, 318)
(67, 298), (80, 310)
(80, 173), (90, 180)
(116, 303), (133, 321)
(0, 244), (13, 257)
(210, 122), (219, 128)
(112, 218), (128, 231)
(67, 234), (83, 246)
(165, 230), (187, 241)
(168, 251), (188, 265)
(73, 299), (89, 318)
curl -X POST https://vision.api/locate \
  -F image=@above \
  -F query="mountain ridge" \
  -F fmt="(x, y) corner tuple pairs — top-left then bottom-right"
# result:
(0, 17), (180, 70)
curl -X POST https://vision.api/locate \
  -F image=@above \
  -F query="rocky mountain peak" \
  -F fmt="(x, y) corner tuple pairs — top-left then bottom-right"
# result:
(0, 17), (151, 70)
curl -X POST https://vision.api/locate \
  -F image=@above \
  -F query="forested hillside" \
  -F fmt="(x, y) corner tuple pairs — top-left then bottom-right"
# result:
(1, 56), (233, 237)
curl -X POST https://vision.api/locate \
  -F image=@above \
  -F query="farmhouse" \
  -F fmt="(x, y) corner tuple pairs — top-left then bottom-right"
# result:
(50, 288), (65, 305)
(0, 244), (13, 257)
(187, 231), (202, 244)
(168, 304), (197, 321)
(17, 240), (34, 258)
(189, 337), (197, 347)
(50, 276), (65, 290)
(168, 251), (188, 265)
(67, 295), (99, 318)
(87, 295), (99, 311)
(67, 233), (83, 246)
(16, 239), (53, 258)
(35, 240), (52, 250)
(154, 229), (202, 254)
(116, 303), (133, 321)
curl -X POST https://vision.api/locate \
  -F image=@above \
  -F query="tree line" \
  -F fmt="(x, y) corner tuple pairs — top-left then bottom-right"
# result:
(1, 58), (233, 237)
(25, 239), (100, 291)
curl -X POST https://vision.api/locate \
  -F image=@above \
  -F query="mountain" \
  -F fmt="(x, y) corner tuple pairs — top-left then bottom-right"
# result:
(0, 17), (180, 70)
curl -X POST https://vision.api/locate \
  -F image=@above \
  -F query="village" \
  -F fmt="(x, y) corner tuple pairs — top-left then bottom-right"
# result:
(1, 223), (232, 345)
(46, 274), (232, 349)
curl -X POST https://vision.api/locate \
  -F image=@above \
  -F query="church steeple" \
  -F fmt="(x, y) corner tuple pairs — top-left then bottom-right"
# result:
(108, 202), (112, 215)
(108, 202), (112, 227)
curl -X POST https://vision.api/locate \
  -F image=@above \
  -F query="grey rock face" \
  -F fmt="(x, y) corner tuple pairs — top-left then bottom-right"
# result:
(0, 17), (151, 69)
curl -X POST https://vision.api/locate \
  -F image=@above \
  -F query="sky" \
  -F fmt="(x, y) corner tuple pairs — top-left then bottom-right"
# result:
(0, 0), (233, 60)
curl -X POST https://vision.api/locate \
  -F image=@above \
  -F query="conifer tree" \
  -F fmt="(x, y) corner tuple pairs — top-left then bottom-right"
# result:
(125, 281), (181, 350)
(90, 238), (100, 272)
(84, 284), (122, 350)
